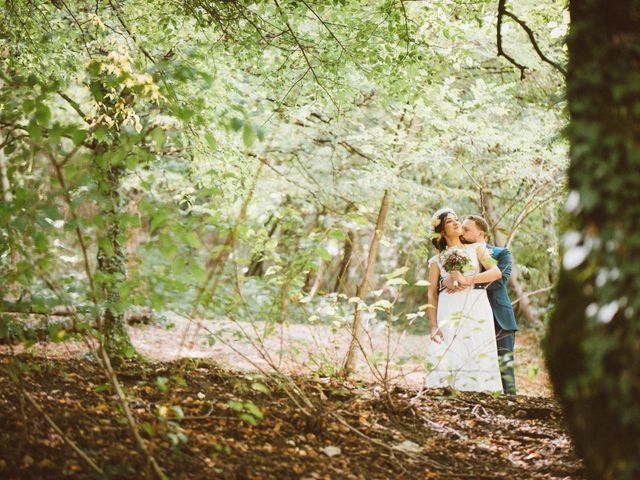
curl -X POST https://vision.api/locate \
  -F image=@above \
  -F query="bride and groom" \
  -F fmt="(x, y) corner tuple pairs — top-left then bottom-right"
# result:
(426, 208), (518, 394)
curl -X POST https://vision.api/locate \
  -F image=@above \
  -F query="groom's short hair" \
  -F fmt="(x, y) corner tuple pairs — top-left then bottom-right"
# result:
(465, 215), (489, 234)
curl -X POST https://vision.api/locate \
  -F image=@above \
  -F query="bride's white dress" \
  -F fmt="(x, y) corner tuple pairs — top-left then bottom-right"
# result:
(426, 243), (502, 392)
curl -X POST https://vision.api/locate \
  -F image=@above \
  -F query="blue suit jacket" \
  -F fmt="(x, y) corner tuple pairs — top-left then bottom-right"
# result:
(484, 244), (518, 331)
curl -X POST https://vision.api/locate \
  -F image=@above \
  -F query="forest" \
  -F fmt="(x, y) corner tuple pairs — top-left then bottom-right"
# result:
(0, 0), (638, 479)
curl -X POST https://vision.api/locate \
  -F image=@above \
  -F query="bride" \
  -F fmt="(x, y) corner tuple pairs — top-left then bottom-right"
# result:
(426, 208), (503, 392)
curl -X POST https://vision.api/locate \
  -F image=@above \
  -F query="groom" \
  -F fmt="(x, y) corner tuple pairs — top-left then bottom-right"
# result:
(440, 214), (518, 395)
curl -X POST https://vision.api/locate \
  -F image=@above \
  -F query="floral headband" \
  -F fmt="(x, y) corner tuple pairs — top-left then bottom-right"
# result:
(429, 208), (456, 240)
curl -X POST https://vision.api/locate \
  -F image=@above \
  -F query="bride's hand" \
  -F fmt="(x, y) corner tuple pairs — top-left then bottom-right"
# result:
(430, 326), (444, 344)
(452, 270), (471, 286)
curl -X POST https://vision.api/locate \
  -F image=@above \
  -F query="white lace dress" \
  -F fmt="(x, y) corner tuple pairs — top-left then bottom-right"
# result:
(426, 243), (502, 392)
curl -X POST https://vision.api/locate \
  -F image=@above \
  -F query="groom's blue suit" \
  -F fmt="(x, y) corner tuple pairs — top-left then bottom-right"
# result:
(482, 244), (518, 394)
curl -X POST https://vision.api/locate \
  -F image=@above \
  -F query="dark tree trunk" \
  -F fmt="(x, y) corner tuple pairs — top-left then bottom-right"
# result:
(545, 2), (640, 479)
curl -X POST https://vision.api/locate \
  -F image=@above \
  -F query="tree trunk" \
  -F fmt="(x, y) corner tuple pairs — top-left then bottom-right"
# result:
(545, 2), (640, 478)
(342, 190), (390, 375)
(95, 161), (134, 358)
(334, 230), (354, 293)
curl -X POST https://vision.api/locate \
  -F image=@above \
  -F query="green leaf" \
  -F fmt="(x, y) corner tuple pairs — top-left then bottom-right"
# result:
(205, 131), (217, 149)
(71, 128), (87, 146)
(94, 126), (108, 142)
(141, 422), (154, 436)
(255, 126), (266, 141)
(239, 413), (257, 426)
(229, 117), (243, 131)
(151, 128), (166, 149)
(245, 401), (263, 419)
(95, 383), (111, 393)
(184, 231), (203, 249)
(26, 121), (42, 140)
(316, 247), (333, 262)
(155, 376), (169, 392)
(227, 400), (243, 412)
(385, 267), (409, 279)
(242, 123), (256, 147)
(328, 229), (347, 240)
(23, 98), (35, 114)
(35, 103), (51, 126)
(251, 382), (270, 394)
(124, 345), (136, 359)
(171, 406), (185, 420)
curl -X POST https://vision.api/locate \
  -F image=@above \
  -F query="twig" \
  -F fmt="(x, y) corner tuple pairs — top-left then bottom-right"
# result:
(454, 154), (487, 219)
(511, 285), (554, 306)
(21, 388), (104, 475)
(57, 91), (90, 124)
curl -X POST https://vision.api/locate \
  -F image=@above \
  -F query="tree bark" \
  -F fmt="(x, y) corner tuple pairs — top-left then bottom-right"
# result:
(342, 190), (390, 375)
(546, 2), (640, 478)
(334, 230), (354, 293)
(95, 160), (134, 358)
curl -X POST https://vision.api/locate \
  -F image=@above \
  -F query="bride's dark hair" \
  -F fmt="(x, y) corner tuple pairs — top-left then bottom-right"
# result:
(431, 208), (455, 251)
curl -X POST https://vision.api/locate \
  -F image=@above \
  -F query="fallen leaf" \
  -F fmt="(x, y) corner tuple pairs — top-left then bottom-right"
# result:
(320, 446), (341, 457)
(393, 440), (422, 454)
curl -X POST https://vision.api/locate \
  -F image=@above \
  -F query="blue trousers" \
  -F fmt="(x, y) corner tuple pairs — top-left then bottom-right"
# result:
(495, 324), (516, 395)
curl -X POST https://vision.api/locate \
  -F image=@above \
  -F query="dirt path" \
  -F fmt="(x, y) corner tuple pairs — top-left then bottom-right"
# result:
(15, 312), (551, 397)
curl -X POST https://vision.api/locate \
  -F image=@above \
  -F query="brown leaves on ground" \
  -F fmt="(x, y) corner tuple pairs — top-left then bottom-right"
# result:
(0, 355), (583, 479)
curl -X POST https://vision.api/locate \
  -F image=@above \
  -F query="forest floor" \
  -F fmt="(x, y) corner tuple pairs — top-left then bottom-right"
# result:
(0, 315), (583, 479)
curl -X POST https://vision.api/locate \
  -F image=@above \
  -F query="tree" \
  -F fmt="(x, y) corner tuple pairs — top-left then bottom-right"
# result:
(545, 1), (640, 478)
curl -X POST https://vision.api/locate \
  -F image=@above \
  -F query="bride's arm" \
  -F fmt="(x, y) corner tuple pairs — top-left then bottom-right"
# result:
(427, 262), (443, 342)
(471, 244), (502, 284)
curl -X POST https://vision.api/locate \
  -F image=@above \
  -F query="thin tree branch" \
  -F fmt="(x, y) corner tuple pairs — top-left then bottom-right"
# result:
(496, 0), (567, 79)
(22, 388), (104, 475)
(503, 9), (567, 76)
(496, 0), (527, 79)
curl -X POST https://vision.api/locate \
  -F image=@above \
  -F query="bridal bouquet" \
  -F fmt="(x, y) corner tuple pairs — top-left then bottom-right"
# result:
(439, 247), (472, 273)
